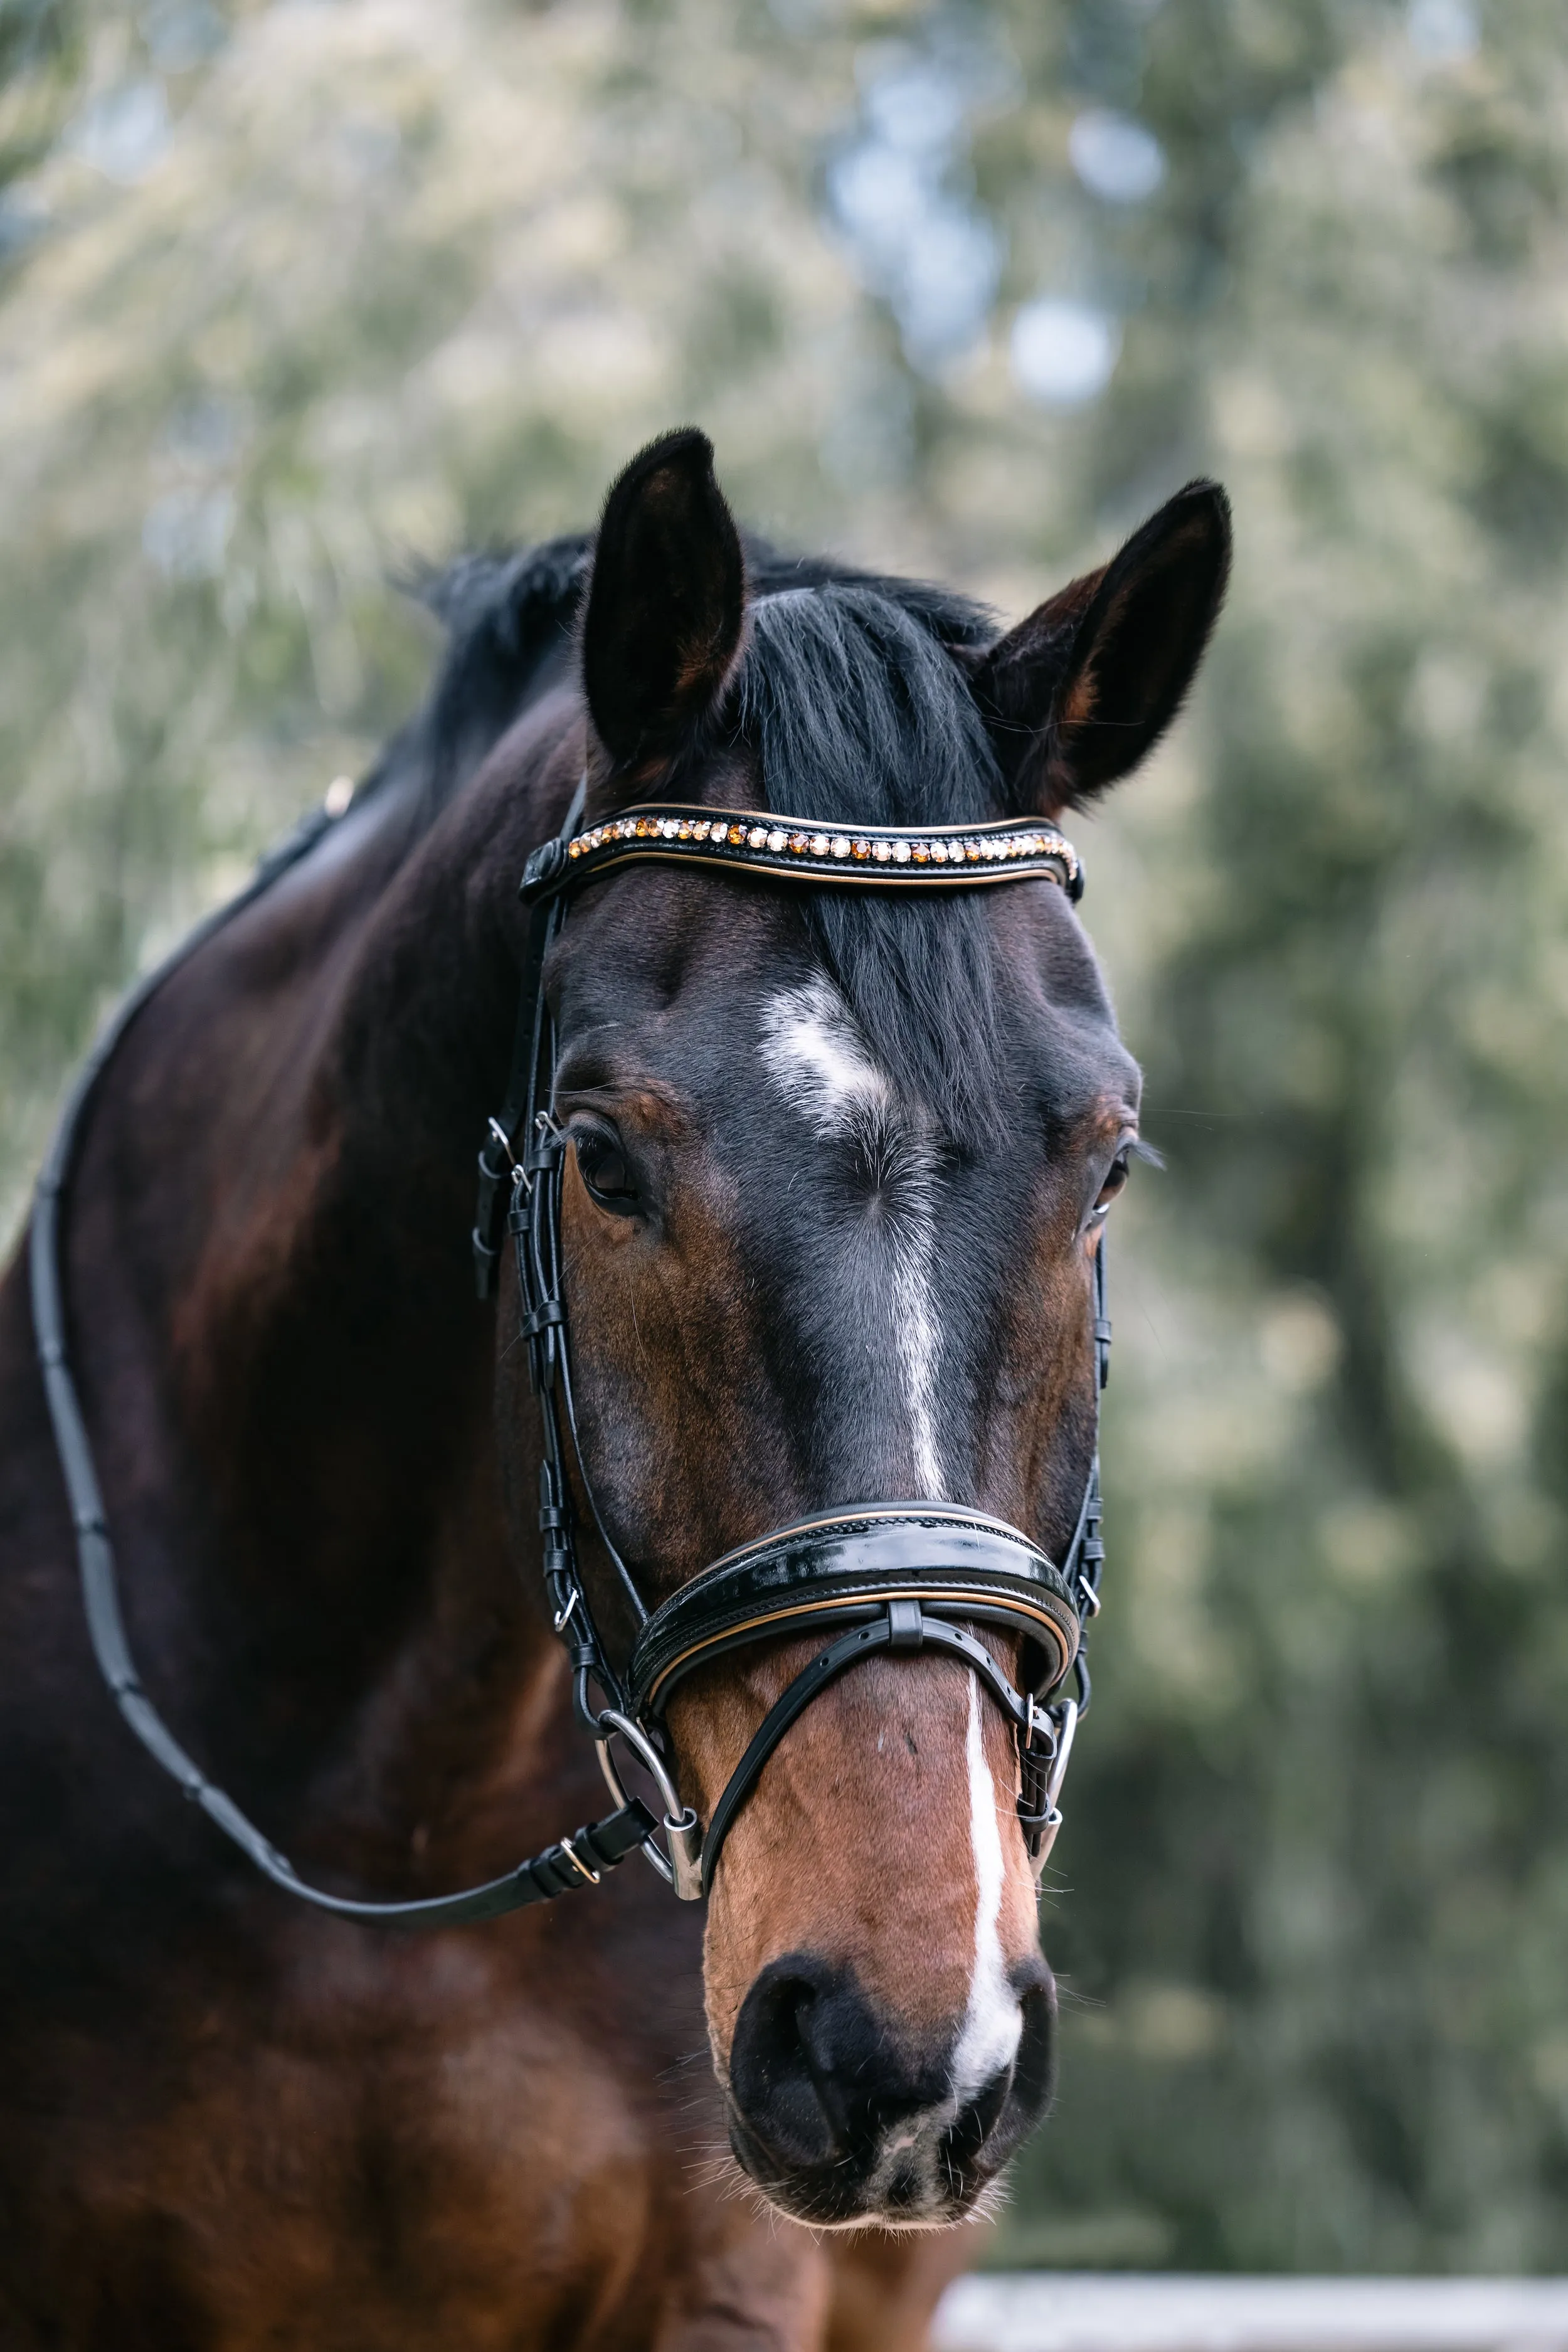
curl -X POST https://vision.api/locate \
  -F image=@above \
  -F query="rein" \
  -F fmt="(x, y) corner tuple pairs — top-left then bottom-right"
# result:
(31, 785), (1110, 1926)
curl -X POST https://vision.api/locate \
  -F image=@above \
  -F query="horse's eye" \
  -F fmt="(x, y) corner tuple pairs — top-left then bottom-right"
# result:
(575, 1129), (640, 1215)
(1091, 1153), (1130, 1221)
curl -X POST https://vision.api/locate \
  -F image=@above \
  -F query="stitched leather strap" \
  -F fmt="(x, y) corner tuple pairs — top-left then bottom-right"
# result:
(628, 1505), (1079, 1718)
(694, 1608), (1055, 1897)
(522, 804), (1083, 903)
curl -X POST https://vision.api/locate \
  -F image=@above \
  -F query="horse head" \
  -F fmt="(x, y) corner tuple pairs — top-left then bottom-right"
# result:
(489, 430), (1230, 2228)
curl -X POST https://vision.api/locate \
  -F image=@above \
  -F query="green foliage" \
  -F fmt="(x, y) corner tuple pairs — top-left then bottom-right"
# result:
(3, 0), (1565, 2274)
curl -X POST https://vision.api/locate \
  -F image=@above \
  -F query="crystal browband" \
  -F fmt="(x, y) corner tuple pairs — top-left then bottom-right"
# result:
(521, 803), (1083, 903)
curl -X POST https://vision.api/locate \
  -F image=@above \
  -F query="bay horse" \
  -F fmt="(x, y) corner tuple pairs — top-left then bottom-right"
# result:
(0, 430), (1228, 2350)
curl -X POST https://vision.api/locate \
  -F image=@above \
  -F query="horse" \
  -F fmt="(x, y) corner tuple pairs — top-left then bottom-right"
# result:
(0, 428), (1229, 2350)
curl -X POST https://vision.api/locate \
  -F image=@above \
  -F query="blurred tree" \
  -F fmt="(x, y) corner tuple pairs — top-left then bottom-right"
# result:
(2, 0), (1565, 2275)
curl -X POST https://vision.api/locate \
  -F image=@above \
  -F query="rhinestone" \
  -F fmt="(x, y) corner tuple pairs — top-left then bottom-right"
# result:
(727, 825), (745, 845)
(830, 835), (852, 859)
(748, 825), (768, 848)
(788, 832), (809, 853)
(851, 838), (871, 859)
(930, 840), (948, 863)
(766, 827), (787, 852)
(871, 839), (893, 862)
(810, 832), (830, 857)
(659, 818), (677, 839)
(677, 818), (693, 839)
(912, 842), (931, 863)
(966, 840), (982, 861)
(633, 818), (650, 837)
(568, 839), (582, 856)
(892, 840), (911, 863)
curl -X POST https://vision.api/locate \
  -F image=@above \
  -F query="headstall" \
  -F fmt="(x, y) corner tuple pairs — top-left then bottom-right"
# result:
(33, 783), (1110, 1927)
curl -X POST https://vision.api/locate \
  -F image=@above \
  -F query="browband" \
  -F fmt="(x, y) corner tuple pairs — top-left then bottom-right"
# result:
(521, 804), (1083, 904)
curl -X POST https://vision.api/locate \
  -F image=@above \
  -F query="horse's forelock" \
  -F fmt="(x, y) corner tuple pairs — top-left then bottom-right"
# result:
(736, 585), (1012, 1150)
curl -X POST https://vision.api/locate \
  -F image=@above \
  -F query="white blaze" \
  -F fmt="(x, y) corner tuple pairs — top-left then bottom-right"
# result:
(950, 1673), (1023, 2102)
(760, 977), (945, 1498)
(758, 973), (892, 1130)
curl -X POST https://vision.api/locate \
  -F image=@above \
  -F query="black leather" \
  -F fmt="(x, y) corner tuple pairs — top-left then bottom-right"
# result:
(526, 803), (1084, 902)
(695, 1609), (1061, 1895)
(628, 1505), (1079, 1719)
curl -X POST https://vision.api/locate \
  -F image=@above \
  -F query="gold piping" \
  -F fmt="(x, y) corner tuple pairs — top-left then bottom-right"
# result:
(645, 1584), (1076, 1710)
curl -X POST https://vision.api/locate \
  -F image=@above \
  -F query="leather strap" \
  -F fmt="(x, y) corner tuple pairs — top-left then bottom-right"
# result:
(695, 1608), (1056, 1897)
(522, 804), (1082, 902)
(472, 775), (587, 1298)
(33, 785), (666, 1927)
(629, 1505), (1079, 1717)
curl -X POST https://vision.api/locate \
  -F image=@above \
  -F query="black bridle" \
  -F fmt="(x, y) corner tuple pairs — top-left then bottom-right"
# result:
(31, 785), (1110, 1926)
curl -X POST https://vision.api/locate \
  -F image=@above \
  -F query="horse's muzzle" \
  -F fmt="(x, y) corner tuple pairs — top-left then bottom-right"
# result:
(723, 1952), (1057, 2226)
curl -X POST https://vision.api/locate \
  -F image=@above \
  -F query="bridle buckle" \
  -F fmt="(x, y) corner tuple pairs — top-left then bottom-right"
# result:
(1019, 1693), (1079, 1879)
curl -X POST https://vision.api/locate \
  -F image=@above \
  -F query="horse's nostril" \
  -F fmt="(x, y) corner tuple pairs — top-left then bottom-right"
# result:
(943, 2062), (1013, 2169)
(728, 1954), (849, 2169)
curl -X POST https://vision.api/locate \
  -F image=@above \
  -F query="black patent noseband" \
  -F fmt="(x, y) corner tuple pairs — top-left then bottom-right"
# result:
(628, 1505), (1083, 1896)
(33, 785), (1110, 1927)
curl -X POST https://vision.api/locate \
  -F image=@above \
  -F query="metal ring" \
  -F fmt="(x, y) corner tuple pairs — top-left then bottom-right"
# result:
(596, 1708), (683, 1821)
(595, 1709), (705, 1900)
(1044, 1695), (1078, 1811)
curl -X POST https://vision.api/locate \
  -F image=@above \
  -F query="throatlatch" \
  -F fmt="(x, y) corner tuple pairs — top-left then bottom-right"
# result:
(33, 782), (1111, 1927)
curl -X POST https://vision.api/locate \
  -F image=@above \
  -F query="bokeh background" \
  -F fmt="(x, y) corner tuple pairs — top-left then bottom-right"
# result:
(4, 0), (1567, 2277)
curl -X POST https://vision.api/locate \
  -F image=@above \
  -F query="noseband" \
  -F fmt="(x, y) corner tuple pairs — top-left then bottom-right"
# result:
(34, 785), (1111, 1926)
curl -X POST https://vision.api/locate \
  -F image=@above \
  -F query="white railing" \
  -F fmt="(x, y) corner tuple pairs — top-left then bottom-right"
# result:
(935, 2275), (1568, 2352)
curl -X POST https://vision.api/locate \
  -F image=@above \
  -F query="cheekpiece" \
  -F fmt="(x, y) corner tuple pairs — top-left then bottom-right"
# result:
(523, 804), (1083, 903)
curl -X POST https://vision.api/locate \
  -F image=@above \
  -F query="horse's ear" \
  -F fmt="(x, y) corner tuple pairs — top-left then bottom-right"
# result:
(581, 428), (746, 779)
(973, 480), (1231, 817)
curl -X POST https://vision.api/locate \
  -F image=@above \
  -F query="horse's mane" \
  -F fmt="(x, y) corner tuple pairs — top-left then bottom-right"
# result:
(369, 533), (1020, 1140)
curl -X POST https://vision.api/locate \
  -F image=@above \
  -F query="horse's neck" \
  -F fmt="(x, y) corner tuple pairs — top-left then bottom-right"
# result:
(82, 693), (584, 1845)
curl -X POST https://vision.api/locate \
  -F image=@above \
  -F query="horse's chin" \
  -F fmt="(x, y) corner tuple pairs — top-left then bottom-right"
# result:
(723, 2106), (1004, 2233)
